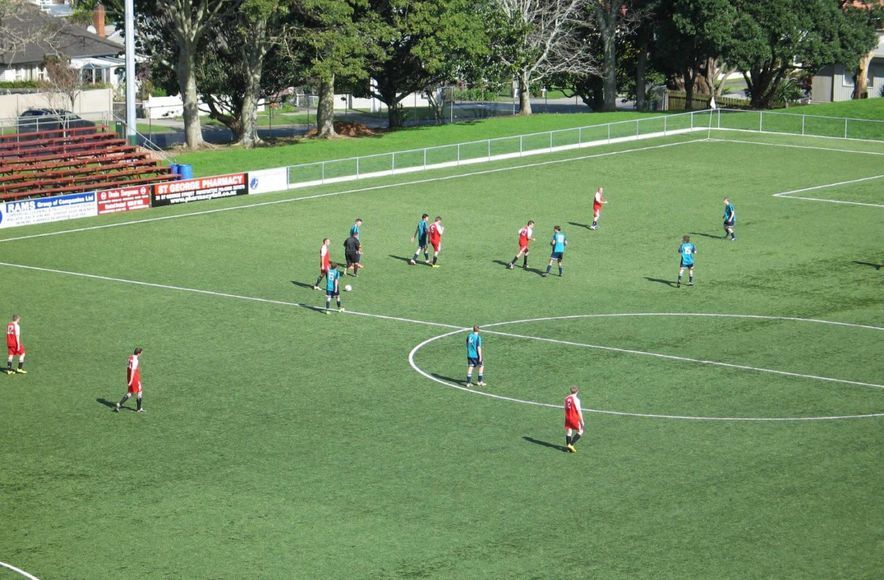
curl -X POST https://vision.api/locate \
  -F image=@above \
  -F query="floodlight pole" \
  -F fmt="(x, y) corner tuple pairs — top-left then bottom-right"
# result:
(124, 0), (137, 145)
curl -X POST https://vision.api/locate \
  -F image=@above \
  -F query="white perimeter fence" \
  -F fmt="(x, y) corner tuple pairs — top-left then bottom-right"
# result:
(285, 109), (884, 189)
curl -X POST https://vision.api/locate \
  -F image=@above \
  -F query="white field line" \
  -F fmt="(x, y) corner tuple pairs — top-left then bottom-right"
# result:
(289, 127), (702, 189)
(712, 127), (884, 146)
(406, 330), (884, 422)
(481, 328), (884, 390)
(3, 260), (881, 394)
(769, 174), (884, 208)
(0, 138), (704, 244)
(708, 137), (884, 156)
(0, 561), (39, 580)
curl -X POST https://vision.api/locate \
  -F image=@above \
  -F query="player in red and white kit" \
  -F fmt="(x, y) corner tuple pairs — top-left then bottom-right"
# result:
(590, 186), (607, 230)
(313, 238), (331, 290)
(114, 347), (145, 413)
(564, 385), (585, 453)
(428, 216), (444, 268)
(6, 314), (26, 375)
(507, 220), (535, 270)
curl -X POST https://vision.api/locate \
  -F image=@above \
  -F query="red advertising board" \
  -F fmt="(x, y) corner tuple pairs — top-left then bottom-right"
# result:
(151, 173), (248, 207)
(96, 185), (152, 215)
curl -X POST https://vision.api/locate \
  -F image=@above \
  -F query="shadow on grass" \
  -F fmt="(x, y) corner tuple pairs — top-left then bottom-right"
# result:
(853, 261), (881, 270)
(522, 436), (568, 453)
(644, 277), (676, 287)
(291, 280), (317, 290)
(493, 259), (545, 276)
(688, 231), (723, 240)
(430, 372), (468, 386)
(567, 221), (592, 230)
(390, 254), (430, 266)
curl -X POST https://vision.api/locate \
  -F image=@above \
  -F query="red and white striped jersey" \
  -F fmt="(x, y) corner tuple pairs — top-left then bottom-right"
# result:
(6, 321), (20, 349)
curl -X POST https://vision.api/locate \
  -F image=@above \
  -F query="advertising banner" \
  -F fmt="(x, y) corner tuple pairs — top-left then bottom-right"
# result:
(151, 173), (248, 207)
(97, 185), (152, 215)
(247, 167), (289, 194)
(0, 191), (97, 229)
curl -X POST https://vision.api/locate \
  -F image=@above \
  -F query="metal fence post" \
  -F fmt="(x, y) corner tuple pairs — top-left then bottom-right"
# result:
(664, 115), (668, 135)
(519, 135), (523, 156)
(392, 152), (396, 172)
(635, 119), (639, 136)
(717, 108), (721, 129)
(578, 126), (583, 145)
(844, 118), (848, 139)
(457, 143), (461, 165)
(487, 139), (491, 160)
(607, 124), (611, 143)
(356, 157), (360, 178)
(549, 131), (553, 151)
(321, 161), (325, 184)
(759, 111), (763, 133)
(423, 148), (427, 169)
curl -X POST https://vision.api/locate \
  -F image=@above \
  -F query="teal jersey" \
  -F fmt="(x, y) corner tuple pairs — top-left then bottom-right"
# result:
(724, 202), (735, 222)
(679, 242), (697, 266)
(326, 268), (341, 291)
(552, 231), (567, 253)
(350, 223), (361, 237)
(415, 220), (428, 238)
(466, 332), (483, 358)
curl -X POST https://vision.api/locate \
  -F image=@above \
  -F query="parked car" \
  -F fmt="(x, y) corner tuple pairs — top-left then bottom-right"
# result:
(16, 108), (96, 133)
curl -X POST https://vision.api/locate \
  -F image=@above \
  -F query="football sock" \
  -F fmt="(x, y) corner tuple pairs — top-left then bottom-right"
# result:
(424, 252), (429, 261)
(118, 394), (130, 407)
(411, 253), (418, 261)
(545, 265), (552, 274)
(478, 374), (484, 383)
(565, 435), (572, 445)
(136, 397), (142, 411)
(432, 256), (438, 265)
(592, 221), (597, 227)
(337, 299), (342, 308)
(6, 361), (11, 372)
(314, 274), (323, 286)
(559, 266), (563, 276)
(466, 373), (472, 384)
(325, 298), (331, 309)
(511, 256), (518, 265)
(523, 257), (528, 268)
(689, 275), (694, 283)
(571, 433), (581, 445)
(18, 361), (23, 370)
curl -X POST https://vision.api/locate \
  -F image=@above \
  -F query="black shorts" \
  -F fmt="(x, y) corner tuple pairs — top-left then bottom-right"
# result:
(468, 357), (482, 367)
(680, 259), (694, 269)
(724, 219), (735, 227)
(417, 234), (428, 247)
(346, 253), (361, 265)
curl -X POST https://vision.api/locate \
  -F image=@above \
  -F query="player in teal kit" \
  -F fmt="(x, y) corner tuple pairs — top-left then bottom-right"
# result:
(723, 197), (736, 240)
(349, 218), (362, 238)
(676, 235), (697, 288)
(409, 214), (430, 265)
(542, 226), (568, 277)
(466, 325), (485, 387)
(324, 262), (344, 312)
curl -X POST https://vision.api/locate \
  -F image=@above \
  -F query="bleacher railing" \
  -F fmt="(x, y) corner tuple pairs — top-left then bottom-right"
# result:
(284, 109), (884, 189)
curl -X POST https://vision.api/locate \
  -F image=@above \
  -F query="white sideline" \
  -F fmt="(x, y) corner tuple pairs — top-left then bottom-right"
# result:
(290, 127), (703, 189)
(0, 138), (704, 244)
(0, 561), (39, 580)
(708, 137), (884, 156)
(770, 174), (884, 208)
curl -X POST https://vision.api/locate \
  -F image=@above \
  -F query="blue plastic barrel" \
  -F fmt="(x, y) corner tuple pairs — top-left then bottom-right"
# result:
(169, 163), (180, 179)
(178, 164), (194, 180)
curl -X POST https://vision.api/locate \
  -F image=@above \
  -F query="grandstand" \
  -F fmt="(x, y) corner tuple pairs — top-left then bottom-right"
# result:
(0, 124), (176, 200)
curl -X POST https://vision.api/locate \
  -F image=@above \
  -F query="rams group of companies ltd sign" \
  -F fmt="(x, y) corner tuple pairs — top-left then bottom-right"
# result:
(0, 168), (290, 230)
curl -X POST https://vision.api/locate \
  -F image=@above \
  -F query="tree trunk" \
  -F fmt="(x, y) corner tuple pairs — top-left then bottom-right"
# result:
(176, 43), (204, 149)
(634, 25), (650, 111)
(683, 65), (695, 110)
(601, 21), (617, 112)
(316, 73), (337, 138)
(853, 51), (872, 99)
(518, 69), (532, 115)
(238, 23), (268, 148)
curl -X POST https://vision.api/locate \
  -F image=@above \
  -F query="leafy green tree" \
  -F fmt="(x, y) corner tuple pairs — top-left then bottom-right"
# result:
(727, 0), (878, 108)
(365, 0), (487, 128)
(286, 0), (385, 137)
(653, 0), (735, 110)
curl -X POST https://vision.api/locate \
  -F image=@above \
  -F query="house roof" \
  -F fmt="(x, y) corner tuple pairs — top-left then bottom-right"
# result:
(0, 3), (123, 67)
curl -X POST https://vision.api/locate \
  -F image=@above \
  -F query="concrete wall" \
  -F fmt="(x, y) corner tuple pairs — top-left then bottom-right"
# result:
(0, 87), (113, 119)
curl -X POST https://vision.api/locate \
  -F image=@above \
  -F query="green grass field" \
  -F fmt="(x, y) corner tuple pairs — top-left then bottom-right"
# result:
(1, 127), (882, 578)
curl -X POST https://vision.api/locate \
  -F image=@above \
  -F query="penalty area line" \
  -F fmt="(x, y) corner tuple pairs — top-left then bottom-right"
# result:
(0, 138), (702, 245)
(770, 174), (884, 208)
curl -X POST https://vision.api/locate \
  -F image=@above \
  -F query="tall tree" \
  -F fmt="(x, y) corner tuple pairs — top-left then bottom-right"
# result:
(842, 0), (884, 99)
(288, 0), (384, 138)
(727, 0), (878, 108)
(493, 0), (591, 115)
(653, 0), (735, 110)
(366, 0), (487, 128)
(151, 0), (230, 148)
(585, 1), (643, 111)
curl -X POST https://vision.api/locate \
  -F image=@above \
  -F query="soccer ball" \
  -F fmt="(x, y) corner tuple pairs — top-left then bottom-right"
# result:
(344, 284), (352, 292)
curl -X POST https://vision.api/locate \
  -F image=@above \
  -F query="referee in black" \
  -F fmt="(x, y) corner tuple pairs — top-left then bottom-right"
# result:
(343, 232), (363, 277)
